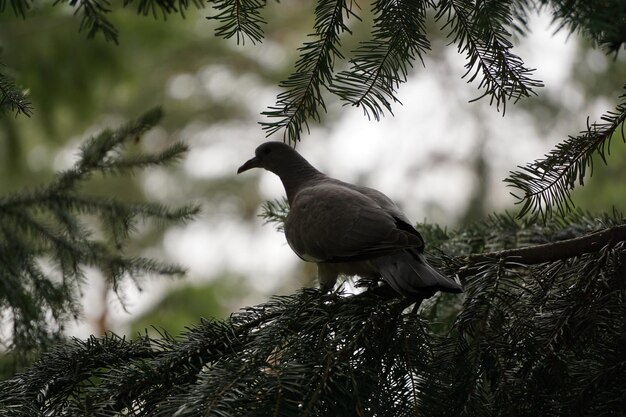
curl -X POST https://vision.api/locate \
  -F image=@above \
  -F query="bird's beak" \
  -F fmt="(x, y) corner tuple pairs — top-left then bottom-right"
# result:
(237, 156), (261, 174)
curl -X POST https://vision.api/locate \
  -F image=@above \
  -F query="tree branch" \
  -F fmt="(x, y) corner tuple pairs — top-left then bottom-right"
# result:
(459, 223), (626, 277)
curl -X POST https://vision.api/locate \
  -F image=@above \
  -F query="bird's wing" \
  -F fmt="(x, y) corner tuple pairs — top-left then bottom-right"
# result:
(337, 180), (409, 221)
(284, 183), (424, 263)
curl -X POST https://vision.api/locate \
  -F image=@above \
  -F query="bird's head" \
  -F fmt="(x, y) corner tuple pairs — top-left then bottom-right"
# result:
(237, 141), (300, 175)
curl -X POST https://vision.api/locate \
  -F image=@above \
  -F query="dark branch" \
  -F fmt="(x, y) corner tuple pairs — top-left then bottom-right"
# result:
(459, 223), (626, 277)
(260, 0), (354, 143)
(506, 89), (626, 220)
(0, 68), (33, 117)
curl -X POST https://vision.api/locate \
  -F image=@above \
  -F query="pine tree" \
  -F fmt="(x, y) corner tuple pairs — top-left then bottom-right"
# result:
(0, 108), (198, 371)
(1, 0), (626, 416)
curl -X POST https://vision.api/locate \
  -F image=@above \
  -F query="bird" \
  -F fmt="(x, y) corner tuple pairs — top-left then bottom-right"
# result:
(237, 141), (462, 300)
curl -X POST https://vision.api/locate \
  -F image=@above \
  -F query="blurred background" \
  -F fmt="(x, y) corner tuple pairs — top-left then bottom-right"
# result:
(1, 2), (625, 339)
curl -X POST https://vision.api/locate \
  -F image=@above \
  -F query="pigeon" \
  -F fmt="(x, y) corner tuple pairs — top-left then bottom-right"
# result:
(237, 141), (462, 299)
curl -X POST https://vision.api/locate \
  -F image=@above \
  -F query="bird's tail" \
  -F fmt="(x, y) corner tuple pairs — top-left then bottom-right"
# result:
(373, 250), (462, 299)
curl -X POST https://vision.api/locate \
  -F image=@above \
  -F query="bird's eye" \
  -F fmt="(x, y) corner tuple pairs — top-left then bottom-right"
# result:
(263, 147), (272, 155)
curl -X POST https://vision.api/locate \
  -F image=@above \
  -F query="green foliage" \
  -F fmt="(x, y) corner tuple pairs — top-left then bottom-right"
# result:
(0, 108), (198, 360)
(261, 0), (547, 142)
(259, 197), (290, 233)
(0, 0), (31, 18)
(125, 0), (205, 19)
(506, 89), (626, 220)
(435, 0), (542, 111)
(210, 0), (266, 44)
(1, 211), (624, 416)
(0, 66), (32, 117)
(6, 0), (626, 153)
(0, 4), (281, 182)
(433, 211), (626, 416)
(45, 0), (206, 44)
(330, 0), (431, 120)
(1, 0), (626, 415)
(572, 145), (626, 213)
(261, 0), (355, 141)
(545, 0), (626, 53)
(61, 0), (120, 43)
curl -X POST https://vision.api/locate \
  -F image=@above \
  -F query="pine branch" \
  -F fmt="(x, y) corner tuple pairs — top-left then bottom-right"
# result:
(209, 0), (266, 44)
(331, 0), (431, 120)
(101, 314), (282, 415)
(260, 0), (356, 144)
(4, 333), (162, 415)
(508, 0), (534, 36)
(123, 0), (205, 19)
(2, 209), (625, 415)
(545, 0), (626, 53)
(0, 67), (32, 117)
(50, 0), (206, 42)
(259, 197), (289, 233)
(0, 0), (31, 18)
(0, 108), (198, 357)
(435, 0), (543, 111)
(505, 90), (626, 220)
(429, 212), (626, 416)
(53, 0), (119, 43)
(53, 107), (170, 191)
(0, 289), (425, 416)
(459, 222), (626, 277)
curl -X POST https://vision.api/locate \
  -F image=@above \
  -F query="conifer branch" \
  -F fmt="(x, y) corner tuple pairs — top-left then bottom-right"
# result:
(505, 90), (626, 220)
(547, 0), (626, 53)
(331, 0), (431, 120)
(0, 290), (423, 416)
(209, 0), (266, 44)
(0, 108), (198, 356)
(0, 68), (32, 117)
(459, 223), (626, 277)
(123, 0), (205, 19)
(53, 107), (169, 191)
(259, 198), (289, 232)
(0, 0), (32, 17)
(3, 2), (626, 415)
(3, 210), (624, 416)
(53, 0), (119, 43)
(435, 0), (542, 111)
(261, 0), (356, 143)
